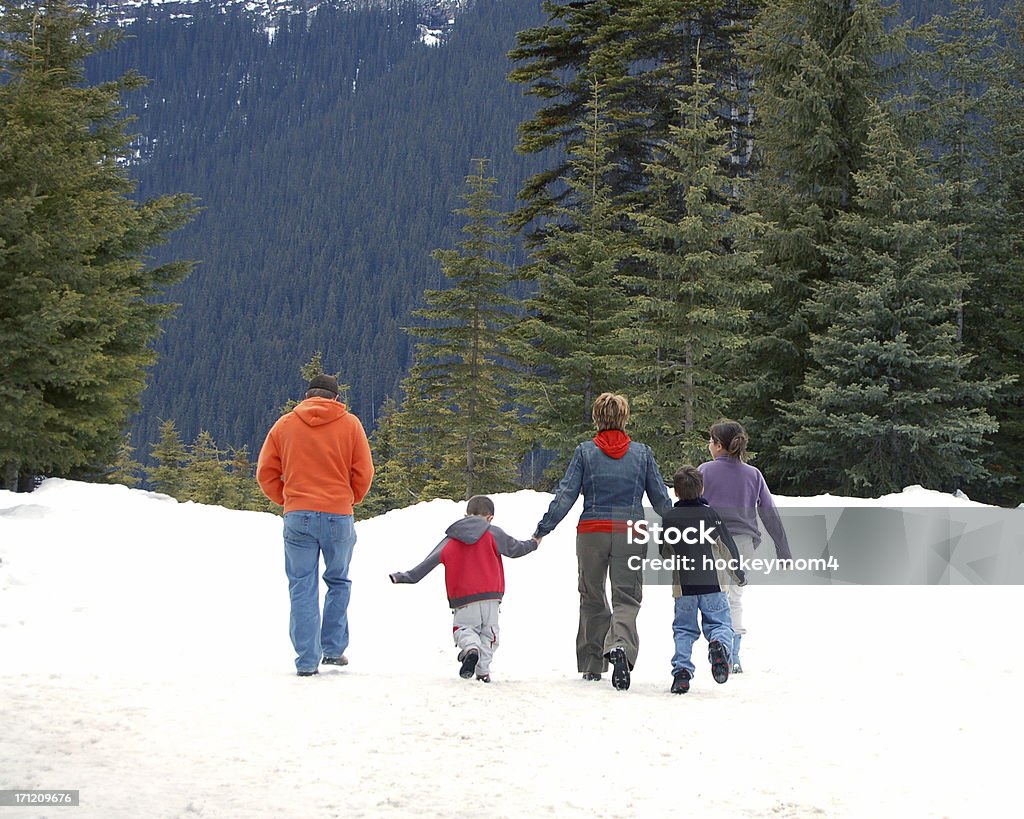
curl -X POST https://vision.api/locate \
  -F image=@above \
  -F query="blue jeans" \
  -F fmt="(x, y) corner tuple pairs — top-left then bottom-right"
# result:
(671, 592), (734, 676)
(283, 511), (356, 672)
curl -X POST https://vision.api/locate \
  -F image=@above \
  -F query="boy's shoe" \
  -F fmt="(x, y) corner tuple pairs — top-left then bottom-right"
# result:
(581, 672), (602, 682)
(670, 670), (692, 694)
(321, 655), (349, 667)
(296, 669), (319, 677)
(459, 649), (480, 679)
(608, 647), (630, 691)
(476, 674), (491, 683)
(731, 659), (744, 674)
(709, 640), (730, 684)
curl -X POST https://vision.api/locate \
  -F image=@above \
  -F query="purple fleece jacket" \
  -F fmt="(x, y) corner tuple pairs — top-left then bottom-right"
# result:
(697, 456), (791, 559)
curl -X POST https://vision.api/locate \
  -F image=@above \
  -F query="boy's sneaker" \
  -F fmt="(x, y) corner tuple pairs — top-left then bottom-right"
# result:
(709, 640), (730, 684)
(459, 649), (480, 679)
(608, 647), (630, 691)
(476, 674), (491, 683)
(321, 655), (349, 667)
(670, 670), (692, 694)
(581, 672), (602, 682)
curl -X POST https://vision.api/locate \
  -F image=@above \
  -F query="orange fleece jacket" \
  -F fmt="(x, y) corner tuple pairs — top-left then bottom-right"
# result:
(256, 398), (374, 515)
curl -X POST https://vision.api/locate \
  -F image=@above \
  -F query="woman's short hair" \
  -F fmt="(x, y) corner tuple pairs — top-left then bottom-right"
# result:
(710, 420), (748, 460)
(592, 392), (630, 431)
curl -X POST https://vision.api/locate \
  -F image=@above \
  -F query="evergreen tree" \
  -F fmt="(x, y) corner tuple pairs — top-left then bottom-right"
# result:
(930, 0), (1024, 505)
(900, 0), (1002, 345)
(973, 0), (1024, 504)
(508, 0), (756, 230)
(394, 159), (522, 501)
(182, 430), (235, 507)
(106, 433), (143, 488)
(390, 361), (457, 500)
(729, 0), (898, 488)
(779, 103), (999, 496)
(361, 395), (408, 516)
(148, 419), (187, 498)
(511, 79), (634, 477)
(0, 0), (196, 489)
(623, 57), (767, 470)
(226, 444), (270, 512)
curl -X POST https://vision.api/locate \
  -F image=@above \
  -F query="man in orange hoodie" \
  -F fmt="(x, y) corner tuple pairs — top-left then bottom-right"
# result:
(257, 374), (375, 676)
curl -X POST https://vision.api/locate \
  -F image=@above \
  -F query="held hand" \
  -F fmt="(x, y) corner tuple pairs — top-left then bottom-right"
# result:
(532, 536), (543, 547)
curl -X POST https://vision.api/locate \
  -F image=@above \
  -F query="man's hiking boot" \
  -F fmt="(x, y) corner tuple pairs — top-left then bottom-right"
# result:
(459, 649), (480, 679)
(670, 670), (692, 694)
(709, 640), (730, 684)
(296, 669), (319, 677)
(321, 655), (349, 667)
(608, 647), (630, 691)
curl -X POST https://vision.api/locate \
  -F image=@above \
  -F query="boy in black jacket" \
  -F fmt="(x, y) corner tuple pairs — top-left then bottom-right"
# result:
(660, 466), (746, 694)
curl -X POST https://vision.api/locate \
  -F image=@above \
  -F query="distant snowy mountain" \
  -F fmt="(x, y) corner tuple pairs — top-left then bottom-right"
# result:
(87, 0), (470, 40)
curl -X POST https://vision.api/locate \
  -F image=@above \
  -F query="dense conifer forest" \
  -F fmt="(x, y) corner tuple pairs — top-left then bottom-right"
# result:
(84, 0), (548, 467)
(6, 0), (1021, 507)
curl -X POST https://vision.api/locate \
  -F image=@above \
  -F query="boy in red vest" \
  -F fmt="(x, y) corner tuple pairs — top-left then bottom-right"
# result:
(389, 495), (539, 682)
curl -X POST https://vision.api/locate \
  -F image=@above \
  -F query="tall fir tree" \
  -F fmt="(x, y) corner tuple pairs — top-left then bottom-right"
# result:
(779, 103), (999, 496)
(976, 0), (1024, 504)
(902, 0), (1003, 315)
(511, 78), (635, 479)
(623, 56), (767, 471)
(729, 0), (898, 489)
(0, 0), (196, 489)
(916, 0), (1024, 504)
(148, 419), (187, 498)
(393, 159), (522, 501)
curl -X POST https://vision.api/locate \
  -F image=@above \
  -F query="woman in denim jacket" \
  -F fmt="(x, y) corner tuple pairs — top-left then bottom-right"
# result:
(533, 393), (673, 690)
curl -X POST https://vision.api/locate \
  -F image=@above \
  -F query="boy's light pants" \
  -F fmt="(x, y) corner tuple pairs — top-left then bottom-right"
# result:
(453, 600), (500, 676)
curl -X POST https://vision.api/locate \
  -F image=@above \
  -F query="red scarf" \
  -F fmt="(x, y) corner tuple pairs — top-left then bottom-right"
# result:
(578, 430), (633, 534)
(593, 430), (631, 459)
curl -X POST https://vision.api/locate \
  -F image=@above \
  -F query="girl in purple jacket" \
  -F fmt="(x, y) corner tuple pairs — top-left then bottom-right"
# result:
(698, 420), (791, 673)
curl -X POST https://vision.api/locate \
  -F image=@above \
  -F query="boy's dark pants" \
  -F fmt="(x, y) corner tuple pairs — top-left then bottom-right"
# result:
(575, 530), (644, 674)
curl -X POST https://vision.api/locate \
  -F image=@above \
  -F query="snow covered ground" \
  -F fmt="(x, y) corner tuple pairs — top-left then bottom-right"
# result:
(0, 479), (1019, 818)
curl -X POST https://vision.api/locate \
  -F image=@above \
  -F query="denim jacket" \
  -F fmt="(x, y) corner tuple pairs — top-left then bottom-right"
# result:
(534, 441), (673, 537)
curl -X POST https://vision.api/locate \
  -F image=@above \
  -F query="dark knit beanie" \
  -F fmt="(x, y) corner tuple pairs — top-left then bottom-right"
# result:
(307, 374), (339, 396)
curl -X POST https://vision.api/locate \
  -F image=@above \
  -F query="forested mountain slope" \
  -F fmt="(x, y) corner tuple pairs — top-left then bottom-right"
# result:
(87, 0), (546, 460)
